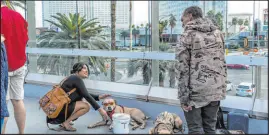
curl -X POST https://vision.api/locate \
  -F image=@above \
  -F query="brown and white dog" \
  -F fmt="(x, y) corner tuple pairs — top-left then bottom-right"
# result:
(88, 98), (150, 130)
(149, 111), (184, 134)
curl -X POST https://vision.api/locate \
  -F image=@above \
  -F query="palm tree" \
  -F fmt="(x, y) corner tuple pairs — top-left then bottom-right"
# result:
(129, 1), (133, 51)
(127, 43), (176, 87)
(231, 17), (238, 33)
(37, 13), (109, 76)
(159, 20), (168, 42)
(168, 14), (177, 42)
(145, 23), (149, 47)
(207, 10), (215, 18)
(238, 19), (244, 26)
(132, 25), (140, 46)
(110, 1), (116, 82)
(206, 10), (223, 31)
(136, 26), (142, 46)
(2, 0), (25, 10)
(120, 30), (128, 47)
(158, 43), (176, 87)
(232, 17), (238, 25)
(139, 24), (146, 46)
(238, 19), (244, 31)
(127, 59), (151, 85)
(244, 19), (249, 26)
(215, 12), (223, 31)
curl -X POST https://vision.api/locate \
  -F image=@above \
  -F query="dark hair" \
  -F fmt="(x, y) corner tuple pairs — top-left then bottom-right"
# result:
(70, 62), (90, 75)
(183, 6), (203, 19)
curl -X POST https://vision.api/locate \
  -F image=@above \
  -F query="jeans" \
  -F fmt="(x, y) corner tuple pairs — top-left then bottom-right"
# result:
(1, 118), (4, 133)
(184, 101), (220, 134)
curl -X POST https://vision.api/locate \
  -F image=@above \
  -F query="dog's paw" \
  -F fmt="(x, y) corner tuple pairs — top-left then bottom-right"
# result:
(132, 127), (137, 130)
(139, 125), (145, 129)
(87, 125), (95, 129)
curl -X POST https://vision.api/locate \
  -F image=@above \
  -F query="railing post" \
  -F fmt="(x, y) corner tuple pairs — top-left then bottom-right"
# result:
(250, 65), (262, 117)
(255, 66), (262, 99)
(151, 1), (159, 86)
(26, 1), (37, 73)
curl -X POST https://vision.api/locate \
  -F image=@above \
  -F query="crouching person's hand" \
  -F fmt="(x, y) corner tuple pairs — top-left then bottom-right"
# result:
(98, 108), (109, 121)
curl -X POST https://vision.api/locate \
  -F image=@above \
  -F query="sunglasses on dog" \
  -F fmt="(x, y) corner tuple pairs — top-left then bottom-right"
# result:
(103, 102), (115, 106)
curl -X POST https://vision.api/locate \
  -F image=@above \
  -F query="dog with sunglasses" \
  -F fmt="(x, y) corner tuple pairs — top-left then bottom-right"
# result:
(149, 111), (184, 134)
(88, 98), (150, 130)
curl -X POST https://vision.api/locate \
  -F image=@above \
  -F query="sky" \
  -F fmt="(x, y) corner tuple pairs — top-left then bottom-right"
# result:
(24, 1), (268, 27)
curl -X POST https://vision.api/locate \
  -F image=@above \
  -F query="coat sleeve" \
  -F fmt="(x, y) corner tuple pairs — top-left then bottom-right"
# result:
(74, 76), (101, 110)
(175, 32), (192, 106)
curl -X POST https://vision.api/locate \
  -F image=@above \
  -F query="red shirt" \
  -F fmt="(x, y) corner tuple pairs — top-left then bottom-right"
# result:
(1, 6), (29, 71)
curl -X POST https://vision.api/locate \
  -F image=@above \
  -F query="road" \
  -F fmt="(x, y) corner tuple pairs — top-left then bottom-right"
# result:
(115, 63), (268, 100)
(227, 67), (268, 99)
(85, 59), (268, 100)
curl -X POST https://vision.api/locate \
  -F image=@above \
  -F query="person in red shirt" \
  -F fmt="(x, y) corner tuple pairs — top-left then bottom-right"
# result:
(1, 2), (28, 134)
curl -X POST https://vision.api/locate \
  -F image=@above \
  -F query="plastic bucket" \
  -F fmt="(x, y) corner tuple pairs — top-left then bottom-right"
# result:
(112, 113), (131, 134)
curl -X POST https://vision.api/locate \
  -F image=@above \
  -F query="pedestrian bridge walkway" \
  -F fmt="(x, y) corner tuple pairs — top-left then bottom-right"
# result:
(5, 83), (268, 134)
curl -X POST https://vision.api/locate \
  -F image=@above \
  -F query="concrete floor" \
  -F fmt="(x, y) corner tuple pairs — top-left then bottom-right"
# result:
(4, 84), (268, 134)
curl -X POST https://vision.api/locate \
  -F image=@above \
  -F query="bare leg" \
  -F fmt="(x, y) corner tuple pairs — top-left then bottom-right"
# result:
(2, 117), (8, 134)
(62, 101), (90, 131)
(11, 99), (26, 134)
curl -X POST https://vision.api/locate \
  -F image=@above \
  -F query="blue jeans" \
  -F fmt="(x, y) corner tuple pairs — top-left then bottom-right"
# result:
(0, 118), (4, 133)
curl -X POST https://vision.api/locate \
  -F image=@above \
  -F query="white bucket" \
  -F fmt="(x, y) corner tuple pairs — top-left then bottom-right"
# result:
(112, 113), (131, 134)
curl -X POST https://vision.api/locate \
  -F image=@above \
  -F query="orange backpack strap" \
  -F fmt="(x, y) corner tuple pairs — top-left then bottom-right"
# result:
(59, 75), (77, 95)
(67, 88), (76, 95)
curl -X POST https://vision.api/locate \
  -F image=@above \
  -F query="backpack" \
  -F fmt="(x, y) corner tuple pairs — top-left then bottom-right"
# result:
(39, 76), (76, 129)
(216, 107), (227, 130)
(216, 107), (232, 134)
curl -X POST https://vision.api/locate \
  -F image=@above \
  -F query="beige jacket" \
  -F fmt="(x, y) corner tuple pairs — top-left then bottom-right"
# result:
(175, 18), (227, 107)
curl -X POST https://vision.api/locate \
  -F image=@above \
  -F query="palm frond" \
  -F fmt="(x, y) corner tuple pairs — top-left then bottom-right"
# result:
(37, 12), (108, 76)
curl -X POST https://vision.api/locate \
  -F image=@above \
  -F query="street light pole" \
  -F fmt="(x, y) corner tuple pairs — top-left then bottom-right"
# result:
(151, 1), (159, 86)
(257, 0), (260, 49)
(252, 1), (255, 49)
(129, 1), (133, 51)
(225, 1), (228, 40)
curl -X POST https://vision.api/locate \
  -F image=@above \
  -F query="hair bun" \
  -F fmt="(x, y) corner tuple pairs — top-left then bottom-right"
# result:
(70, 70), (75, 74)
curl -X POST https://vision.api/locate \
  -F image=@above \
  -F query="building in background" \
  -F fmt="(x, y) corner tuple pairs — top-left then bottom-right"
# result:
(90, 1), (134, 29)
(42, 1), (133, 29)
(159, 1), (227, 36)
(263, 8), (268, 31)
(42, 1), (87, 28)
(227, 13), (253, 34)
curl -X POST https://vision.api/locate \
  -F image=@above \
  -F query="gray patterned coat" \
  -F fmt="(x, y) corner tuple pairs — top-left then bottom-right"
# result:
(175, 18), (227, 107)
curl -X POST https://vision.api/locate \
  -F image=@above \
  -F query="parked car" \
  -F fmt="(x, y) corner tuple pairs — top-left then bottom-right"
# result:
(226, 80), (234, 91)
(263, 52), (268, 57)
(227, 64), (249, 70)
(236, 82), (255, 97)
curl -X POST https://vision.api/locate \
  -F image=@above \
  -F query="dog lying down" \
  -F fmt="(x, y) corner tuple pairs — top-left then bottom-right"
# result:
(149, 111), (184, 134)
(88, 98), (150, 130)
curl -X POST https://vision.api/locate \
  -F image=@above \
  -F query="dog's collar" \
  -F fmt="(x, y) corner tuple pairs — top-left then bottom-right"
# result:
(106, 105), (125, 119)
(107, 109), (115, 120)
